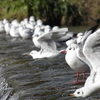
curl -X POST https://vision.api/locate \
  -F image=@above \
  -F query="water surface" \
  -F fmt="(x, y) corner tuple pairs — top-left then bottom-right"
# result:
(0, 26), (100, 100)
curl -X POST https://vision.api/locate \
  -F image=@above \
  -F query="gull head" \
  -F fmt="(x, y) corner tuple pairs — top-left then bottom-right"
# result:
(37, 19), (42, 25)
(77, 32), (84, 37)
(52, 26), (59, 31)
(70, 88), (84, 98)
(44, 25), (51, 33)
(28, 50), (38, 57)
(60, 44), (77, 53)
(70, 87), (91, 98)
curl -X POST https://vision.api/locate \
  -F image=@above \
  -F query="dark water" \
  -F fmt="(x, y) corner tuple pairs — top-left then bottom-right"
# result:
(0, 26), (100, 100)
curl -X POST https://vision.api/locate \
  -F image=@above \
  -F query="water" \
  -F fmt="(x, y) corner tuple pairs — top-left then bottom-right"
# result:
(0, 26), (100, 100)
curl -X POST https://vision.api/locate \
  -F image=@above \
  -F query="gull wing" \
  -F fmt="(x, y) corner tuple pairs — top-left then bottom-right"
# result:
(82, 25), (98, 46)
(77, 25), (98, 72)
(50, 27), (68, 40)
(77, 25), (98, 49)
(83, 28), (100, 71)
(37, 32), (57, 51)
(37, 28), (68, 51)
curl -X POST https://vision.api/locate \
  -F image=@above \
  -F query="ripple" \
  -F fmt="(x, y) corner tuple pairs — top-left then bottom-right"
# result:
(0, 30), (100, 100)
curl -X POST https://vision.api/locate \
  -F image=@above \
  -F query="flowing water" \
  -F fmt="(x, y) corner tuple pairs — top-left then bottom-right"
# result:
(0, 26), (100, 100)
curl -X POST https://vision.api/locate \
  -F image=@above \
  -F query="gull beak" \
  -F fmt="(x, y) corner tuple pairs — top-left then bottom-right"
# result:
(30, 36), (33, 38)
(70, 93), (75, 96)
(27, 54), (31, 56)
(60, 50), (67, 53)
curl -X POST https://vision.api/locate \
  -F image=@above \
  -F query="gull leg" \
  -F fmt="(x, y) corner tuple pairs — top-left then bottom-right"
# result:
(71, 72), (80, 84)
(81, 72), (86, 83)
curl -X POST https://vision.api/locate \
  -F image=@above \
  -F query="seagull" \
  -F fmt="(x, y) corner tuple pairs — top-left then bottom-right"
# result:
(52, 26), (59, 31)
(61, 43), (90, 83)
(66, 38), (77, 47)
(11, 19), (19, 27)
(23, 18), (29, 26)
(44, 25), (51, 33)
(61, 25), (98, 83)
(0, 21), (5, 34)
(18, 25), (33, 39)
(4, 22), (11, 35)
(70, 26), (100, 98)
(29, 16), (35, 22)
(35, 19), (45, 30)
(3, 18), (9, 25)
(28, 27), (68, 59)
(32, 26), (44, 48)
(9, 25), (20, 41)
(65, 32), (83, 47)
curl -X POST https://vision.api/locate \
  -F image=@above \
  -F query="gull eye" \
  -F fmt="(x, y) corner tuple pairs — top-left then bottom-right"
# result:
(35, 34), (39, 37)
(77, 92), (80, 94)
(73, 47), (75, 50)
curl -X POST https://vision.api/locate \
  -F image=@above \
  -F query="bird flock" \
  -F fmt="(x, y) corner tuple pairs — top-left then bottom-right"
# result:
(0, 16), (100, 98)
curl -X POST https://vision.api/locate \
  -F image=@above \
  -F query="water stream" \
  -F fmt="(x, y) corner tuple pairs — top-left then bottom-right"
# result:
(0, 26), (100, 100)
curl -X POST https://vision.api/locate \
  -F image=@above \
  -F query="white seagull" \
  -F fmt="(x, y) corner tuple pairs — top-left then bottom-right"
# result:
(4, 22), (11, 35)
(61, 43), (90, 83)
(61, 25), (98, 83)
(32, 26), (44, 48)
(18, 25), (33, 39)
(70, 25), (100, 98)
(32, 25), (51, 48)
(9, 25), (20, 41)
(28, 27), (68, 59)
(0, 21), (5, 34)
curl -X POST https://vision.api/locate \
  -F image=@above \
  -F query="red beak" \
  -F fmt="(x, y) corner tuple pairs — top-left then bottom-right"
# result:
(60, 50), (67, 53)
(30, 36), (33, 38)
(27, 54), (31, 56)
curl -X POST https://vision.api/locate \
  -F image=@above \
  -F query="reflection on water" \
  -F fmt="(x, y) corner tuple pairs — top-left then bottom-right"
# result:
(0, 26), (100, 100)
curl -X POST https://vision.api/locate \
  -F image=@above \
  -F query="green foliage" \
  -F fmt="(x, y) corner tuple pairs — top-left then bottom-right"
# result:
(0, 0), (28, 21)
(0, 0), (99, 26)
